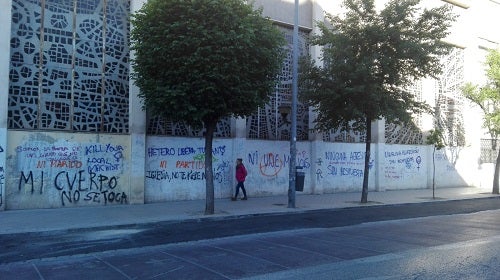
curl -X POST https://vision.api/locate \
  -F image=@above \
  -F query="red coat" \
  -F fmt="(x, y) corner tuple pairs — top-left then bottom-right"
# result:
(236, 163), (247, 182)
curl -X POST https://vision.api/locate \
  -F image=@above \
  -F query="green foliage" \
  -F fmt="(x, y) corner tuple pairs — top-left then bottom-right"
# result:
(426, 129), (445, 150)
(130, 0), (286, 214)
(300, 0), (456, 132)
(462, 48), (500, 195)
(130, 0), (285, 127)
(462, 49), (500, 138)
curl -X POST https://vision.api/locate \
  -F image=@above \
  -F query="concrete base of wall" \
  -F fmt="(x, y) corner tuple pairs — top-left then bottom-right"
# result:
(0, 130), (479, 210)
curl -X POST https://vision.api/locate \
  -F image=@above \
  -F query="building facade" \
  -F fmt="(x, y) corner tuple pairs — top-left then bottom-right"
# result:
(0, 0), (498, 210)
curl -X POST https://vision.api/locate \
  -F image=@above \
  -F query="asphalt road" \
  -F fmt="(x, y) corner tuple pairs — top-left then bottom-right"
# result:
(0, 197), (499, 265)
(0, 202), (499, 279)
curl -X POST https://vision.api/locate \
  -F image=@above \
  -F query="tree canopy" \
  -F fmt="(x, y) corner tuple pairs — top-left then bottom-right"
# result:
(462, 48), (500, 194)
(131, 0), (284, 126)
(300, 0), (456, 202)
(302, 0), (455, 131)
(463, 49), (500, 139)
(130, 0), (285, 214)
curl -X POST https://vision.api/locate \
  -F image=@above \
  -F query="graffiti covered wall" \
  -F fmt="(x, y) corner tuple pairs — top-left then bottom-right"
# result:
(2, 133), (475, 209)
(144, 138), (472, 203)
(145, 137), (233, 202)
(243, 140), (311, 196)
(381, 144), (427, 190)
(5, 131), (131, 209)
(313, 142), (377, 193)
(145, 138), (313, 202)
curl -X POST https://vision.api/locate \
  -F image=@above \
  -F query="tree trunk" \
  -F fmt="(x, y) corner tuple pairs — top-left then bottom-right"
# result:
(361, 116), (371, 203)
(204, 121), (216, 215)
(493, 149), (500, 195)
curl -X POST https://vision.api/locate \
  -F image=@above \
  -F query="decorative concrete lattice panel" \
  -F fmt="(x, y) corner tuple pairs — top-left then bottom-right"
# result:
(147, 25), (309, 139)
(385, 122), (424, 145)
(435, 48), (465, 147)
(147, 116), (232, 138)
(246, 26), (310, 141)
(385, 81), (424, 145)
(480, 139), (499, 164)
(386, 49), (465, 145)
(8, 0), (130, 133)
(323, 126), (366, 143)
(322, 57), (425, 145)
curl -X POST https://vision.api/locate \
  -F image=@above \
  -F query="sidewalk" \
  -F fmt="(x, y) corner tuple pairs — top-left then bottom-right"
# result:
(0, 186), (498, 235)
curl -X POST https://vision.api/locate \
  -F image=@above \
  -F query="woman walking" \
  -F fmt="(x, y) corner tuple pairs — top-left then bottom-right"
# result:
(232, 158), (248, 201)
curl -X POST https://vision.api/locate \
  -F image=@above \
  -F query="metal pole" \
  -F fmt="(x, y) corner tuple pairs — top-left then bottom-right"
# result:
(288, 0), (299, 208)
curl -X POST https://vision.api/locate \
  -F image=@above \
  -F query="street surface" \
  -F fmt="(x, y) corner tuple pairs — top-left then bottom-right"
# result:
(0, 198), (499, 279)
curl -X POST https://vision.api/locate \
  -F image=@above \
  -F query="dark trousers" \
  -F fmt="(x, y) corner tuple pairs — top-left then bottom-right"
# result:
(235, 181), (247, 198)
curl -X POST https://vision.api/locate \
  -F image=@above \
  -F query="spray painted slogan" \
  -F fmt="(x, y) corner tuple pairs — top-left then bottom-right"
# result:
(247, 149), (311, 177)
(146, 144), (230, 184)
(15, 141), (127, 207)
(383, 147), (422, 180)
(323, 150), (373, 179)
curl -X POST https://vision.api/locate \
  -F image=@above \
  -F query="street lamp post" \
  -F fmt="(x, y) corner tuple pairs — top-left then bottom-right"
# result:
(288, 0), (299, 208)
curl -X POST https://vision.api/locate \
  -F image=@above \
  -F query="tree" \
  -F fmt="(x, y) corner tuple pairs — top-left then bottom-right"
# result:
(426, 129), (445, 199)
(462, 48), (500, 195)
(130, 0), (285, 214)
(300, 0), (455, 203)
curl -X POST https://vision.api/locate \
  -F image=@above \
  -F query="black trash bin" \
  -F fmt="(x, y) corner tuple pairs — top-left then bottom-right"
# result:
(295, 166), (305, 192)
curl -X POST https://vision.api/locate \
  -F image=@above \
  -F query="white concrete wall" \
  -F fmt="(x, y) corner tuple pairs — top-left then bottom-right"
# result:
(5, 131), (134, 209)
(143, 137), (475, 203)
(244, 140), (313, 195)
(313, 142), (376, 193)
(479, 163), (495, 192)
(380, 144), (427, 190)
(2, 132), (478, 209)
(431, 146), (476, 188)
(145, 137), (233, 202)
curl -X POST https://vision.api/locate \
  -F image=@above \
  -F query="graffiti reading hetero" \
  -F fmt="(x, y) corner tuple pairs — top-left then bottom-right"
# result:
(145, 145), (230, 184)
(147, 145), (226, 158)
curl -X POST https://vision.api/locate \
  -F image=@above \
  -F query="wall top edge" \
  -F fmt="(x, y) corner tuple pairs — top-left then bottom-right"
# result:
(441, 0), (470, 9)
(272, 20), (313, 32)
